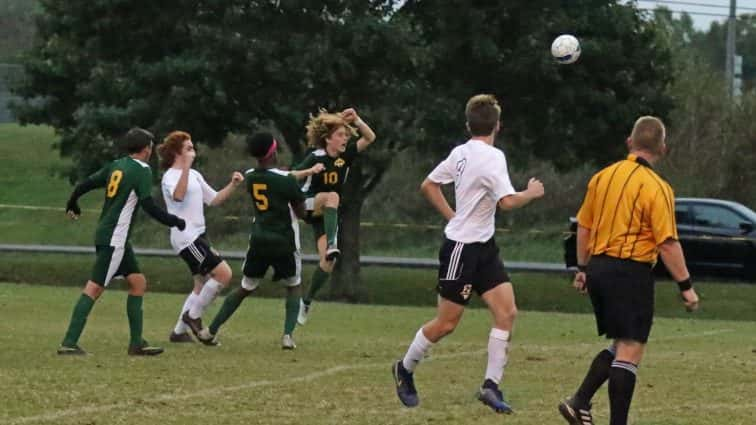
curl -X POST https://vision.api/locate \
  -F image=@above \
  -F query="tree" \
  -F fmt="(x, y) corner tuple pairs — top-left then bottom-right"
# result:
(399, 0), (675, 170)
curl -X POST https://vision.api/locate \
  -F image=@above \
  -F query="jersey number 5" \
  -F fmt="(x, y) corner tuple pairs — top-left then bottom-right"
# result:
(252, 183), (269, 211)
(323, 171), (338, 185)
(106, 170), (123, 198)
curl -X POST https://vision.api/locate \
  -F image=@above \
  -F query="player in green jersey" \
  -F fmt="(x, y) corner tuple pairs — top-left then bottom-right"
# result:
(293, 108), (376, 324)
(201, 132), (323, 349)
(58, 128), (186, 356)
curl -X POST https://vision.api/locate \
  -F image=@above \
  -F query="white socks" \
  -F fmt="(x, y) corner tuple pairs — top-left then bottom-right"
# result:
(189, 278), (223, 319)
(484, 328), (510, 385)
(402, 328), (434, 372)
(174, 292), (198, 334)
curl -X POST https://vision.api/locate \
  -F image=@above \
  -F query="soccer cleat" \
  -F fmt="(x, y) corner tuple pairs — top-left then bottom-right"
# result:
(558, 397), (594, 425)
(477, 379), (513, 414)
(392, 360), (419, 407)
(197, 328), (221, 347)
(169, 331), (194, 343)
(297, 299), (310, 325)
(128, 340), (164, 356)
(57, 345), (87, 356)
(281, 334), (296, 350)
(325, 246), (341, 262)
(181, 311), (205, 341)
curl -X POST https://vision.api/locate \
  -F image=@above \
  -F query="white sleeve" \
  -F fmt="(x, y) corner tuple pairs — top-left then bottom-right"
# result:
(195, 171), (219, 205)
(161, 170), (178, 201)
(427, 152), (456, 184)
(490, 154), (516, 200)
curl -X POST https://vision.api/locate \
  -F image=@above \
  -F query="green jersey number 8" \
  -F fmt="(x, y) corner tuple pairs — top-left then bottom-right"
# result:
(106, 170), (123, 198)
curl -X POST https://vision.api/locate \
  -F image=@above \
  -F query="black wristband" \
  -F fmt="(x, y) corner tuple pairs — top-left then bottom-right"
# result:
(577, 265), (587, 273)
(677, 278), (692, 291)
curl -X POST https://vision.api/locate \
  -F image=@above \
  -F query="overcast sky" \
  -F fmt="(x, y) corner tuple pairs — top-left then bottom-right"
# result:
(635, 0), (756, 30)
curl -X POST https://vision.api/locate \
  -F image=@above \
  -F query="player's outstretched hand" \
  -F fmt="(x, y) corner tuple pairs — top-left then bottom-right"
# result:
(230, 171), (244, 186)
(66, 199), (81, 220)
(526, 177), (545, 199)
(681, 288), (699, 312)
(310, 163), (325, 175)
(572, 271), (587, 294)
(175, 217), (186, 231)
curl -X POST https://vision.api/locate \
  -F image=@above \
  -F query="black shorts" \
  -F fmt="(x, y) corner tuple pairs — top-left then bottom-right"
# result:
(436, 237), (510, 306)
(178, 234), (224, 276)
(587, 255), (655, 343)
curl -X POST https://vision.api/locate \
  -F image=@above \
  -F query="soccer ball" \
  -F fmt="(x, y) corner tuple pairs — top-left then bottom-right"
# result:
(551, 35), (581, 64)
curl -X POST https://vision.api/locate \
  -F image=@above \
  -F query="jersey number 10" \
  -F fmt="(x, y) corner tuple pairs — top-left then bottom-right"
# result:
(252, 183), (269, 211)
(323, 171), (338, 185)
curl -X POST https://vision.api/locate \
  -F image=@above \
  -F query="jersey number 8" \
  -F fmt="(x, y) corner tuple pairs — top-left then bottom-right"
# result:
(106, 170), (123, 198)
(252, 183), (269, 211)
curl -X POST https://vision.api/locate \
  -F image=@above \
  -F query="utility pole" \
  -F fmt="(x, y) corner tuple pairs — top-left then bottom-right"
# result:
(725, 0), (737, 97)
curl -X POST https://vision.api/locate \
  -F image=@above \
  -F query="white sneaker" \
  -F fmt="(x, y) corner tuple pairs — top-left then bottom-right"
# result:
(281, 334), (296, 350)
(297, 299), (310, 325)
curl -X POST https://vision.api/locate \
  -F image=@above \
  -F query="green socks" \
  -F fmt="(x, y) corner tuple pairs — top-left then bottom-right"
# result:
(209, 288), (248, 335)
(62, 294), (95, 347)
(304, 266), (330, 305)
(126, 295), (143, 347)
(324, 207), (338, 247)
(284, 294), (299, 335)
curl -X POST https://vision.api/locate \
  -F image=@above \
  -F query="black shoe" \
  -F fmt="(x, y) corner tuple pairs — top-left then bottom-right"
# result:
(169, 331), (194, 343)
(558, 397), (593, 425)
(128, 340), (164, 356)
(477, 379), (513, 414)
(326, 246), (341, 262)
(182, 311), (204, 340)
(392, 360), (419, 407)
(57, 345), (87, 355)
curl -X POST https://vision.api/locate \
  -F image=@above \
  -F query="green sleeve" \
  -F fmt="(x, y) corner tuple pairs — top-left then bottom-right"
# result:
(135, 167), (153, 201)
(288, 175), (305, 202)
(343, 142), (359, 163)
(293, 153), (317, 171)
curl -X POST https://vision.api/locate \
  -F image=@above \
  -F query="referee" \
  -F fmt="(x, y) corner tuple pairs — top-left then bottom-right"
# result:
(558, 116), (699, 425)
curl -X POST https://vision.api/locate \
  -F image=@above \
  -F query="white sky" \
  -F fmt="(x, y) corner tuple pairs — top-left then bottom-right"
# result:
(635, 0), (756, 30)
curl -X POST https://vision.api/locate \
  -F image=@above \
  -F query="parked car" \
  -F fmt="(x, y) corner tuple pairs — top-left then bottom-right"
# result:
(564, 198), (756, 280)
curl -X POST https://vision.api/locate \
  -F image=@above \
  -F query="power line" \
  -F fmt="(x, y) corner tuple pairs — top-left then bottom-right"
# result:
(640, 0), (756, 12)
(638, 7), (756, 17)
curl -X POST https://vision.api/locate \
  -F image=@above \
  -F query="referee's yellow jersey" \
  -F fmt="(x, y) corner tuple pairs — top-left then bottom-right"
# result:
(576, 154), (678, 264)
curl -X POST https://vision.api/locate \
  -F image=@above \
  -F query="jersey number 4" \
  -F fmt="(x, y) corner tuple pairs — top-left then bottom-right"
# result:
(252, 183), (269, 211)
(106, 170), (123, 198)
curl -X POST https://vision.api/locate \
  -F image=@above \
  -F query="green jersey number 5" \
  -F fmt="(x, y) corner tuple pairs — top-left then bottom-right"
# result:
(253, 183), (269, 211)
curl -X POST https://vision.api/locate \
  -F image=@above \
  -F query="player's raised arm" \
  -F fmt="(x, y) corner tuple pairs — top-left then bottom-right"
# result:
(65, 167), (109, 219)
(341, 108), (376, 152)
(210, 171), (244, 206)
(290, 163), (325, 180)
(497, 178), (544, 210)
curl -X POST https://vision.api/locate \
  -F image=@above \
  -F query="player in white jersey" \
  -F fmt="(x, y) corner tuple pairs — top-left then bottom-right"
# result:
(391, 95), (545, 413)
(157, 131), (244, 344)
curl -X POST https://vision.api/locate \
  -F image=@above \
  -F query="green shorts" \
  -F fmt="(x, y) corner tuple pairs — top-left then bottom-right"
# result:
(91, 243), (140, 286)
(241, 247), (301, 290)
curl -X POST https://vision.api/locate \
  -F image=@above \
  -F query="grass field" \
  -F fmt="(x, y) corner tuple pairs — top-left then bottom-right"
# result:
(1, 283), (755, 425)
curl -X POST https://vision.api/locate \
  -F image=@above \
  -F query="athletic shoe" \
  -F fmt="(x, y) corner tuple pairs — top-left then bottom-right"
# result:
(392, 360), (419, 407)
(281, 334), (296, 350)
(181, 311), (204, 340)
(197, 328), (221, 347)
(128, 340), (164, 356)
(297, 299), (310, 325)
(169, 331), (194, 343)
(558, 397), (594, 425)
(326, 245), (341, 262)
(57, 345), (87, 355)
(477, 379), (513, 414)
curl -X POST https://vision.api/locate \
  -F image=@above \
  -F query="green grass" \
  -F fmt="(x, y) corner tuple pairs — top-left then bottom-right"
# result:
(0, 283), (754, 425)
(2, 251), (756, 322)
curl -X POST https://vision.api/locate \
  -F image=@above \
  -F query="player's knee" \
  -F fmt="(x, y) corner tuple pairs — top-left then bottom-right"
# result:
(326, 191), (340, 207)
(212, 261), (233, 286)
(127, 275), (147, 295)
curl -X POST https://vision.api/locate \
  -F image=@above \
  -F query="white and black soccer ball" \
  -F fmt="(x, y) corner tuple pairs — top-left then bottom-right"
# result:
(551, 34), (581, 65)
